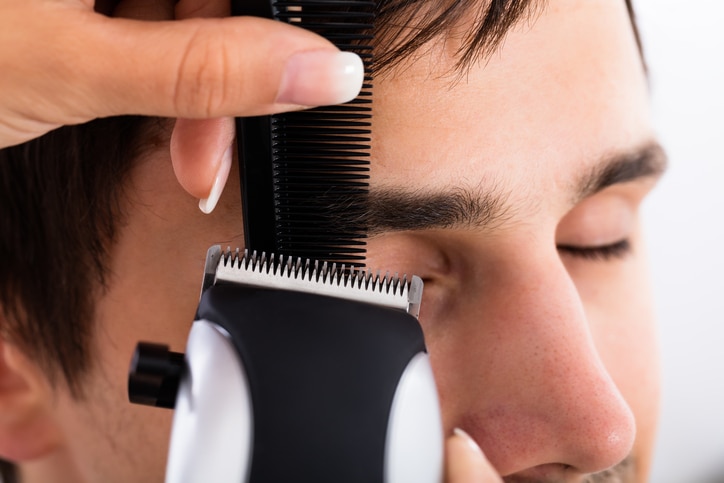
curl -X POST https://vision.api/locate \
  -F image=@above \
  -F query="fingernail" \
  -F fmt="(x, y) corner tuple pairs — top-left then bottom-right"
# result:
(198, 145), (232, 214)
(277, 50), (364, 106)
(453, 428), (484, 456)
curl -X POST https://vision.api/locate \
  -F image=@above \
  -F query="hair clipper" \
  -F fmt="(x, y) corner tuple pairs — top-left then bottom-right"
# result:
(128, 245), (444, 482)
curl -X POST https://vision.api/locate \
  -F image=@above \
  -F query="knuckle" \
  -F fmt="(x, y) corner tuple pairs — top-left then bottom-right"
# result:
(172, 28), (233, 117)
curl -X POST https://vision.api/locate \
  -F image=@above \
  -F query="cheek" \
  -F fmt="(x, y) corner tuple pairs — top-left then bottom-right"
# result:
(50, 155), (247, 482)
(55, 269), (196, 482)
(54, 348), (174, 483)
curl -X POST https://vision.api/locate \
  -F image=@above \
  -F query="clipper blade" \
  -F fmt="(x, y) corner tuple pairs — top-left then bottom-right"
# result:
(202, 246), (423, 318)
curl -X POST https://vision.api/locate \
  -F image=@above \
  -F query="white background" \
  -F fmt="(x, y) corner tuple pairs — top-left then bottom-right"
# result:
(636, 1), (724, 482)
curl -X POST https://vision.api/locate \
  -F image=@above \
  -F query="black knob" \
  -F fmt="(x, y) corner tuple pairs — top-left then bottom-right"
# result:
(128, 342), (185, 409)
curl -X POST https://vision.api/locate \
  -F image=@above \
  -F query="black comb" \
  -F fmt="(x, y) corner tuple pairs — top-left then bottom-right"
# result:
(232, 0), (374, 265)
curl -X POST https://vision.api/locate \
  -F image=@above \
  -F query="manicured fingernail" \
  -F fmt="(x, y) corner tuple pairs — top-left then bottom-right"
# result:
(198, 145), (232, 214)
(277, 50), (364, 106)
(453, 428), (484, 456)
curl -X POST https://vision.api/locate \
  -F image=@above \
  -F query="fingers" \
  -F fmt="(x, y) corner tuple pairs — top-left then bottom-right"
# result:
(170, 117), (234, 213)
(166, 1), (234, 213)
(446, 429), (502, 483)
(82, 14), (364, 119)
(0, 0), (362, 147)
(111, 0), (361, 213)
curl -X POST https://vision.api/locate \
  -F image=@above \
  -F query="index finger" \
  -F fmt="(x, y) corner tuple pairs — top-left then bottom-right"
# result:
(81, 13), (362, 118)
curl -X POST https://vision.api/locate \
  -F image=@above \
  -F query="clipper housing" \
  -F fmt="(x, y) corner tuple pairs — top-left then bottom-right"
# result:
(129, 245), (443, 483)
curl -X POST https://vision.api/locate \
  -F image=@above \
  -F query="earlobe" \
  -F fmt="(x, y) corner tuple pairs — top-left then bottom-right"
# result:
(0, 339), (60, 462)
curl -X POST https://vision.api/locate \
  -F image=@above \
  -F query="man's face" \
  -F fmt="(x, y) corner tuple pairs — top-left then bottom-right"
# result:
(39, 0), (663, 481)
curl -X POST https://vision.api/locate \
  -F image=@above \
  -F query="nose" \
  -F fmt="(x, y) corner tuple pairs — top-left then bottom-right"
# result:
(430, 246), (636, 477)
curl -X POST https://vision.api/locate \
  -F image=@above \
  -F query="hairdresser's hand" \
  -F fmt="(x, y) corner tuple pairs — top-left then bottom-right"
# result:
(0, 0), (363, 146)
(445, 429), (503, 482)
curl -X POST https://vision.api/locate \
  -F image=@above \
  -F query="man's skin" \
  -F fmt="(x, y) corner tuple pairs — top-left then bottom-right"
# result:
(2, 0), (665, 481)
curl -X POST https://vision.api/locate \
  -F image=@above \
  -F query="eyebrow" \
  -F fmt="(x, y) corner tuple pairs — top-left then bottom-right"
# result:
(576, 141), (668, 200)
(362, 141), (668, 236)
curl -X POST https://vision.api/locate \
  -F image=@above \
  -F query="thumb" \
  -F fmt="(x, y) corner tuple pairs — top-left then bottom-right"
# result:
(81, 14), (364, 119)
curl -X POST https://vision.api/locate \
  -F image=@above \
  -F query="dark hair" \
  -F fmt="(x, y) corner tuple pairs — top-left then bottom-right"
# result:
(0, 117), (161, 391)
(0, 120), (128, 383)
(0, 0), (640, 477)
(374, 0), (545, 73)
(0, 116), (161, 482)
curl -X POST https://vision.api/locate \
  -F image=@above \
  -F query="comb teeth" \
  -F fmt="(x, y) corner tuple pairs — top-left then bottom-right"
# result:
(273, 0), (373, 263)
(236, 0), (374, 265)
(203, 246), (422, 318)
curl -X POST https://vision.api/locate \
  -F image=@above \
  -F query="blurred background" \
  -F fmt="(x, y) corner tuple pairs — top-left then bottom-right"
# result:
(636, 1), (724, 482)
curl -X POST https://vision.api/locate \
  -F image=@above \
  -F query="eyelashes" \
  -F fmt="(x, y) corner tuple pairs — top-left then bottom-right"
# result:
(557, 239), (632, 261)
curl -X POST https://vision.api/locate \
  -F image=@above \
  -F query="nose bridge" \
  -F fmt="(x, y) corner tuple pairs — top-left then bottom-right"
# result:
(463, 250), (636, 475)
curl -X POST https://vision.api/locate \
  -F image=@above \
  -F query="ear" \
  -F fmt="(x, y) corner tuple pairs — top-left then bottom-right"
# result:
(0, 338), (61, 462)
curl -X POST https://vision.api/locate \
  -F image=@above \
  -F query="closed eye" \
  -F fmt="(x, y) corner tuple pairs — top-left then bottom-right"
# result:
(557, 239), (631, 261)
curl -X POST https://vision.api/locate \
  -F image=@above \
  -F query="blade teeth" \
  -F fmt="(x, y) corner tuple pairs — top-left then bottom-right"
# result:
(221, 249), (411, 296)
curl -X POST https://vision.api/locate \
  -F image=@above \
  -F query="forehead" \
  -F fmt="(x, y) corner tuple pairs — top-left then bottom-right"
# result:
(370, 0), (649, 207)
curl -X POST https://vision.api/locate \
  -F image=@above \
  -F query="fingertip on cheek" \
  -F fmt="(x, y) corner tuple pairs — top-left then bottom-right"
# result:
(446, 428), (502, 482)
(452, 428), (485, 457)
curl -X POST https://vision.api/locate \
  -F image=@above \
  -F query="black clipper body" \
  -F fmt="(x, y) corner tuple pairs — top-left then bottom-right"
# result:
(129, 246), (444, 483)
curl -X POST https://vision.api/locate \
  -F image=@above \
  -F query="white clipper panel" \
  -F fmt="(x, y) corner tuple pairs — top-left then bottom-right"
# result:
(165, 320), (253, 483)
